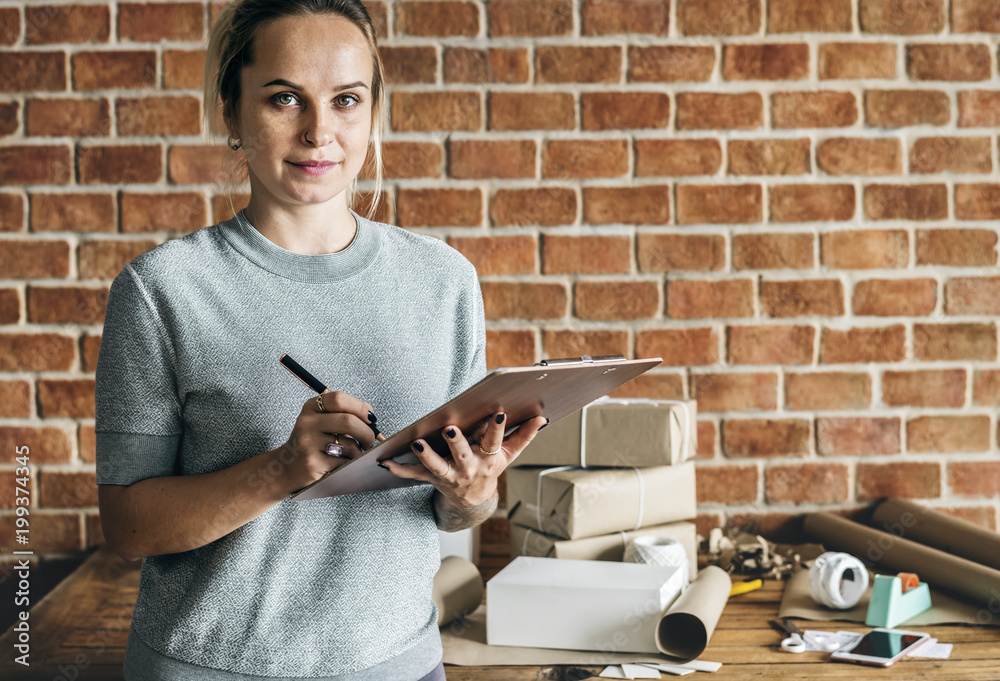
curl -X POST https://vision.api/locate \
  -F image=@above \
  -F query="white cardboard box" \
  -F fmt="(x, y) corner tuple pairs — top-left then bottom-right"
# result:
(486, 556), (684, 653)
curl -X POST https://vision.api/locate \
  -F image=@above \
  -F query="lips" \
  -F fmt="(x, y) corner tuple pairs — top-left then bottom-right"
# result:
(289, 160), (335, 167)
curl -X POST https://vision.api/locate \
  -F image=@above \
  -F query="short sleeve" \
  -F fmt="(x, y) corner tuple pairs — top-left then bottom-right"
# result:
(95, 265), (183, 486)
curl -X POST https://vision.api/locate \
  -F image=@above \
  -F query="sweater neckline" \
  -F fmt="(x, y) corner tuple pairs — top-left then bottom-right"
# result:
(220, 208), (381, 283)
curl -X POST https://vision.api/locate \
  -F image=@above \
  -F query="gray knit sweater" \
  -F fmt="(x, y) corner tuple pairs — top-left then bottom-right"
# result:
(95, 209), (486, 679)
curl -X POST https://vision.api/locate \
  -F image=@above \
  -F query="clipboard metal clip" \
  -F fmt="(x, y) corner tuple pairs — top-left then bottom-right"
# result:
(536, 354), (625, 367)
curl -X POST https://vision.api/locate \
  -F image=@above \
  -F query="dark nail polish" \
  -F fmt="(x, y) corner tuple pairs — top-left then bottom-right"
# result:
(377, 461), (389, 470)
(368, 411), (377, 424)
(538, 418), (550, 431)
(538, 423), (548, 431)
(411, 440), (424, 452)
(369, 423), (381, 438)
(445, 428), (456, 439)
(495, 413), (505, 425)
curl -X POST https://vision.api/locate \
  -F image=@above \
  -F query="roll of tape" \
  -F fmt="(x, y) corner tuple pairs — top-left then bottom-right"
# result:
(624, 535), (690, 585)
(897, 572), (920, 593)
(808, 551), (869, 610)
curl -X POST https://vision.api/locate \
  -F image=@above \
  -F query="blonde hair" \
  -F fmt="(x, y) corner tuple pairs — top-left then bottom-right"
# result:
(204, 0), (386, 219)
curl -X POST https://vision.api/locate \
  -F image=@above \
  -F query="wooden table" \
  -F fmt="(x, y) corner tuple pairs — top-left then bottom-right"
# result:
(2, 545), (999, 680)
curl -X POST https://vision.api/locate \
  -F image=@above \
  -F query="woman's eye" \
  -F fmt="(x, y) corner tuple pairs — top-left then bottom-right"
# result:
(335, 94), (359, 107)
(273, 93), (297, 106)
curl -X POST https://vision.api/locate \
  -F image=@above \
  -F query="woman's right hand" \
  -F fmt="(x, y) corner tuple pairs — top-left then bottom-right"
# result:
(275, 390), (383, 494)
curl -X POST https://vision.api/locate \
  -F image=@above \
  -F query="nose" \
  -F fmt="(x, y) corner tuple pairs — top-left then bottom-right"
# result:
(303, 105), (333, 147)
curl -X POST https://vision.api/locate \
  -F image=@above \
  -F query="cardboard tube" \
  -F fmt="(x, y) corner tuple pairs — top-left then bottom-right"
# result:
(804, 512), (1000, 607)
(432, 556), (484, 627)
(655, 565), (731, 662)
(872, 497), (1000, 571)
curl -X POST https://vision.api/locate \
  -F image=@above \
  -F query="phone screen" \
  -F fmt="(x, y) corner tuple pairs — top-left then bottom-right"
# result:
(850, 630), (924, 659)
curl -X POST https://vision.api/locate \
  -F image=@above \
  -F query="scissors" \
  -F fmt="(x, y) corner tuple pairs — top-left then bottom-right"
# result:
(770, 618), (841, 653)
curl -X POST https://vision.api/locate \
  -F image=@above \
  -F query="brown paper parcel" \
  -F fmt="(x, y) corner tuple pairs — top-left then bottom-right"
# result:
(432, 556), (484, 626)
(510, 521), (698, 576)
(506, 462), (697, 540)
(513, 399), (697, 468)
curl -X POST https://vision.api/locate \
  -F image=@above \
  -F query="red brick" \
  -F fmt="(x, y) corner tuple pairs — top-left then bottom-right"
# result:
(392, 91), (481, 132)
(724, 44), (809, 81)
(212, 192), (250, 224)
(859, 0), (945, 34)
(543, 329), (628, 360)
(363, 1), (388, 38)
(489, 92), (572, 131)
(449, 139), (535, 180)
(786, 372), (871, 411)
(574, 281), (659, 320)
(697, 465), (759, 504)
(582, 0), (670, 35)
(163, 49), (206, 89)
(39, 471), (98, 508)
(769, 0), (851, 32)
(637, 233), (725, 272)
(728, 325), (815, 365)
(482, 282), (567, 319)
(817, 138), (902, 175)
(78, 239), (158, 280)
(26, 4), (110, 44)
(693, 372), (777, 412)
(677, 0), (761, 35)
(958, 89), (1000, 126)
(444, 48), (529, 84)
(486, 329), (535, 370)
(397, 188), (482, 227)
(767, 463), (849, 504)
(723, 419), (810, 457)
(636, 327), (719, 366)
(0, 240), (70, 278)
(584, 185), (670, 225)
(537, 46), (621, 83)
(30, 193), (114, 233)
(0, 514), (82, 553)
(884, 369), (965, 407)
(395, 1), (479, 36)
(0, 51), (66, 92)
(733, 233), (813, 270)
(676, 92), (763, 130)
(911, 137), (992, 174)
(0, 101), (17, 137)
(771, 184), (854, 222)
(822, 325), (907, 364)
(27, 286), (108, 324)
(857, 462), (941, 501)
(79, 144), (161, 184)
(369, 142), (442, 180)
(635, 139), (721, 176)
(490, 187), (576, 226)
(0, 333), (75, 372)
(543, 235), (630, 274)
(908, 415), (991, 453)
(72, 50), (156, 90)
(0, 427), (72, 464)
(677, 184), (762, 224)
(168, 144), (241, 184)
(379, 46), (436, 85)
(668, 279), (754, 319)
(821, 230), (908, 269)
(0, 380), (30, 418)
(973, 370), (1000, 406)
(762, 280), (845, 318)
(542, 139), (628, 179)
(38, 378), (96, 418)
(853, 278), (937, 316)
(728, 139), (809, 176)
(773, 91), (858, 128)
(0, 8), (19, 45)
(866, 89), (950, 127)
(950, 462), (1000, 498)
(908, 44), (991, 81)
(448, 236), (535, 277)
(117, 95), (201, 136)
(953, 0), (1000, 32)
(945, 277), (1000, 315)
(695, 421), (717, 459)
(118, 2), (204, 42)
(582, 92), (669, 130)
(0, 194), (24, 232)
(610, 373), (686, 401)
(956, 184), (1000, 220)
(487, 0), (572, 36)
(628, 46), (714, 82)
(0, 288), (21, 324)
(914, 322), (997, 361)
(0, 145), (71, 185)
(80, 334), (101, 372)
(820, 43), (897, 81)
(25, 97), (109, 137)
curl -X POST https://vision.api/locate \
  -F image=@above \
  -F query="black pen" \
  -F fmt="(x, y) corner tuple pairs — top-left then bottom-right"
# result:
(279, 354), (381, 439)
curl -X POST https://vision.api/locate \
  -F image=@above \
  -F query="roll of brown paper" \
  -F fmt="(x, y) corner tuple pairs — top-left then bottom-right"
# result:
(872, 497), (1000, 571)
(804, 512), (1000, 607)
(655, 566), (731, 662)
(432, 556), (484, 627)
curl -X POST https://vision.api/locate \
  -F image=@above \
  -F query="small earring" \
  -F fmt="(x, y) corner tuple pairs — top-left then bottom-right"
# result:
(228, 136), (242, 151)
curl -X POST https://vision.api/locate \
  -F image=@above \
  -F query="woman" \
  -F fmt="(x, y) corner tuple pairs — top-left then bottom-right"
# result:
(94, 1), (546, 679)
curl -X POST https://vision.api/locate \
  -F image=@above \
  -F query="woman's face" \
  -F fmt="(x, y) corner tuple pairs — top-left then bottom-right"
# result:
(233, 13), (374, 209)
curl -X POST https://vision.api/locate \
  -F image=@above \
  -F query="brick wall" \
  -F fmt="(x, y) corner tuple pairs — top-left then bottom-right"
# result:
(0, 0), (998, 568)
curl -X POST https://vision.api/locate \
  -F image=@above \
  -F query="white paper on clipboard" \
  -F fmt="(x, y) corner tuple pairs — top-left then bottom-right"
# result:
(291, 355), (661, 500)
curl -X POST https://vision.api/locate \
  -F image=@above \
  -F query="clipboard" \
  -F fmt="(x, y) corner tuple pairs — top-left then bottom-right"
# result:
(291, 355), (661, 500)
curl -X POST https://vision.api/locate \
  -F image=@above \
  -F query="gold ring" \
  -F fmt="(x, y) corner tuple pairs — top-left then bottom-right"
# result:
(316, 393), (327, 413)
(479, 443), (501, 457)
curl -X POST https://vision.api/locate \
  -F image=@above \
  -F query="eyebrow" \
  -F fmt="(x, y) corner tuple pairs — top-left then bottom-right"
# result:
(262, 78), (369, 91)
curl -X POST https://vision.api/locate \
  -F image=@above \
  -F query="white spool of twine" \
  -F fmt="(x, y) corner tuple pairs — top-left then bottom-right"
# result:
(623, 535), (690, 585)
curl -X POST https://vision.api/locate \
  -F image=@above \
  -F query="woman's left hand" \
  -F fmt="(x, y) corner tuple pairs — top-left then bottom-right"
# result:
(382, 412), (548, 508)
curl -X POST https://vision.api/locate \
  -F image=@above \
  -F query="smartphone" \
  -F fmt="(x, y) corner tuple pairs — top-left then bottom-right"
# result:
(831, 628), (931, 667)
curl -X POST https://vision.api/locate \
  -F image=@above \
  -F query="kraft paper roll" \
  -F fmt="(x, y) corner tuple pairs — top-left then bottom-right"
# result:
(655, 566), (732, 662)
(432, 556), (484, 627)
(804, 512), (1000, 607)
(872, 497), (1000, 572)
